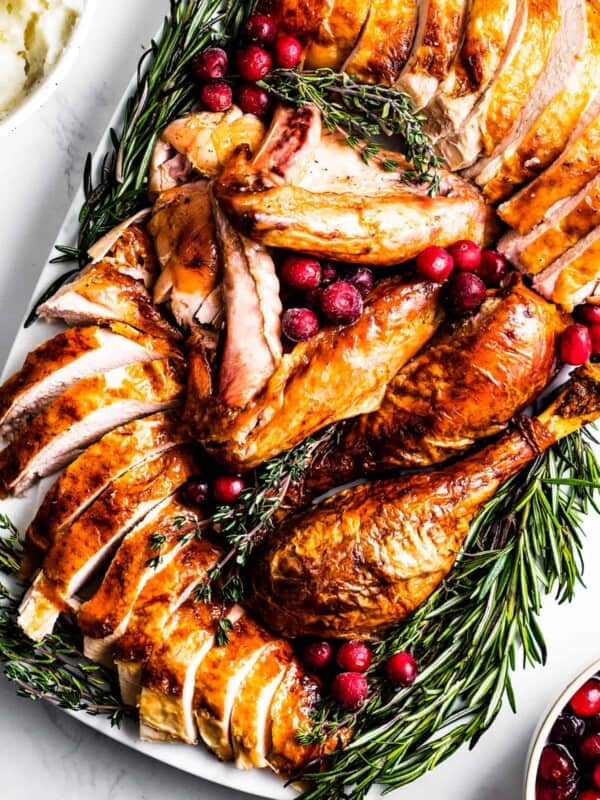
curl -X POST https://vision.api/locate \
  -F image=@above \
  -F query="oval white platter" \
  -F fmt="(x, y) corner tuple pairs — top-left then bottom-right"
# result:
(2, 23), (600, 800)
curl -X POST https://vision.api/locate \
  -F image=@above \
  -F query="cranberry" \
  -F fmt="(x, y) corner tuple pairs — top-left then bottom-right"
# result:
(336, 641), (372, 673)
(213, 475), (246, 504)
(331, 672), (369, 710)
(416, 245), (454, 282)
(386, 652), (419, 687)
(321, 263), (339, 286)
(539, 745), (578, 783)
(192, 47), (228, 82)
(448, 240), (482, 273)
(237, 83), (271, 116)
(236, 44), (272, 82)
(201, 82), (232, 112)
(560, 324), (593, 366)
(593, 763), (600, 790)
(536, 779), (578, 800)
(478, 250), (509, 286)
(274, 34), (303, 68)
(242, 12), (277, 45)
(281, 255), (322, 290)
(581, 735), (600, 760)
(589, 324), (600, 355)
(575, 304), (600, 326)
(345, 267), (374, 298)
(282, 308), (319, 342)
(551, 713), (586, 743)
(320, 281), (363, 326)
(445, 272), (486, 313)
(184, 479), (209, 506)
(571, 680), (600, 718)
(579, 791), (600, 800)
(302, 641), (333, 672)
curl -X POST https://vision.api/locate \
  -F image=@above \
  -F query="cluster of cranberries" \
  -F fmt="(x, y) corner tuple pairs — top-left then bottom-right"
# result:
(558, 305), (600, 366)
(191, 12), (302, 115)
(185, 474), (246, 507)
(415, 240), (509, 314)
(537, 676), (600, 800)
(279, 254), (373, 343)
(301, 639), (418, 710)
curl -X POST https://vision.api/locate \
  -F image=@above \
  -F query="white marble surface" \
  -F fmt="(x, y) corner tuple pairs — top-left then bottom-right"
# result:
(1, 2), (600, 798)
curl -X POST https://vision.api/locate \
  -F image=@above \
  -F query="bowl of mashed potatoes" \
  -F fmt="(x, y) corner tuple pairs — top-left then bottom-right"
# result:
(0, 0), (95, 132)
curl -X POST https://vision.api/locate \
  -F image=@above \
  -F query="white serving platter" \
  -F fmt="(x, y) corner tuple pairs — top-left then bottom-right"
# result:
(2, 17), (600, 800)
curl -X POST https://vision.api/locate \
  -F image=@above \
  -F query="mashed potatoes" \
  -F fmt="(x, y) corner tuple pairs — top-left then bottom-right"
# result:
(0, 0), (82, 118)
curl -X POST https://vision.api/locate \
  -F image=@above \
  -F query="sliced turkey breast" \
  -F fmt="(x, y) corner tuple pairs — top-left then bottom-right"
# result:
(396, 0), (470, 110)
(0, 323), (179, 444)
(139, 603), (243, 744)
(0, 358), (185, 498)
(499, 175), (600, 275)
(149, 181), (221, 330)
(342, 0), (419, 84)
(423, 0), (520, 141)
(213, 201), (282, 409)
(17, 446), (197, 642)
(475, 0), (600, 201)
(79, 498), (205, 667)
(230, 642), (292, 769)
(114, 537), (220, 706)
(498, 105), (600, 234)
(20, 411), (187, 579)
(438, 0), (561, 171)
(89, 223), (157, 285)
(533, 225), (600, 310)
(193, 612), (277, 760)
(38, 260), (180, 341)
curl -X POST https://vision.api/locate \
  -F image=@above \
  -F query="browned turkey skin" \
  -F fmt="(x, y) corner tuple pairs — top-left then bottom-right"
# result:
(295, 278), (566, 500)
(251, 362), (600, 639)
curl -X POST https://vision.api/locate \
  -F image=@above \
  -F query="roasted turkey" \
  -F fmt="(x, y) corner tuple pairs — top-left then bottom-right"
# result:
(251, 362), (600, 639)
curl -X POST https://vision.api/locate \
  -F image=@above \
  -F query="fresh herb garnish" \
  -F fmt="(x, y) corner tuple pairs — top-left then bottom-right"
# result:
(215, 617), (233, 647)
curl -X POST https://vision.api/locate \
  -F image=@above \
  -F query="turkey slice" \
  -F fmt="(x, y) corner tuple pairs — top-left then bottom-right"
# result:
(0, 358), (186, 497)
(17, 446), (197, 642)
(533, 225), (600, 310)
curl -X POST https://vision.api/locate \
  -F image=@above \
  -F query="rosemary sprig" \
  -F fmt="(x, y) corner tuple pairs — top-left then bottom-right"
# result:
(0, 525), (131, 726)
(296, 429), (599, 799)
(258, 68), (443, 193)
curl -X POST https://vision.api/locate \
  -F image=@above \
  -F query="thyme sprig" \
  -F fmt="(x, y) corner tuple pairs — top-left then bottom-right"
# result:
(0, 523), (131, 726)
(295, 429), (599, 799)
(258, 68), (443, 193)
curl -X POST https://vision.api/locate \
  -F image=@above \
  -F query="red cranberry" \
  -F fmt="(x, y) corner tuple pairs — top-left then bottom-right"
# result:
(213, 475), (246, 504)
(345, 267), (374, 298)
(539, 745), (578, 783)
(593, 763), (600, 790)
(242, 12), (277, 45)
(589, 324), (600, 355)
(448, 240), (482, 273)
(274, 34), (303, 68)
(236, 44), (272, 82)
(571, 680), (600, 717)
(581, 734), (600, 760)
(321, 263), (339, 286)
(282, 308), (320, 342)
(184, 480), (209, 505)
(302, 641), (333, 672)
(551, 713), (586, 743)
(386, 652), (419, 687)
(445, 272), (486, 314)
(201, 82), (232, 112)
(331, 672), (369, 710)
(536, 779), (578, 800)
(575, 304), (600, 326)
(560, 324), (593, 366)
(320, 281), (363, 326)
(336, 641), (372, 673)
(237, 83), (271, 116)
(579, 791), (600, 800)
(281, 255), (322, 290)
(192, 47), (228, 82)
(478, 250), (509, 286)
(416, 245), (454, 282)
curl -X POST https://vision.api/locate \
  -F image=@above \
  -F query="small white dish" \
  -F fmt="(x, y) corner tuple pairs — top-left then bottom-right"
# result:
(524, 657), (600, 799)
(0, 0), (97, 136)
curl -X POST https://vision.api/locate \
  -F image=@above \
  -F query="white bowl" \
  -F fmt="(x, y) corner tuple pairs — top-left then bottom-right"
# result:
(524, 657), (600, 799)
(0, 0), (97, 136)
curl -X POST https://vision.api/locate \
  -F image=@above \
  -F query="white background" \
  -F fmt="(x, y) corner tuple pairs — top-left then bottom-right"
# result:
(1, 1), (600, 798)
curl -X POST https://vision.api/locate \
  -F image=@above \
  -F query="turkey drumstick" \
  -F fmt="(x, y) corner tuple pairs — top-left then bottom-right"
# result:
(251, 362), (600, 640)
